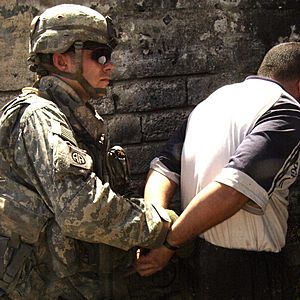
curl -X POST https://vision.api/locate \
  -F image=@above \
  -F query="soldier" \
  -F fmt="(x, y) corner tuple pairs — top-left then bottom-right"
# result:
(0, 4), (176, 299)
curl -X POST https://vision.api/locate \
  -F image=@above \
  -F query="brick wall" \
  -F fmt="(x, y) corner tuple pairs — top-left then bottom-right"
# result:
(0, 0), (299, 295)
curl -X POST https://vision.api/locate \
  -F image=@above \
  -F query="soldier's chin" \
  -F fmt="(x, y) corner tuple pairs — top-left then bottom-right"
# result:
(97, 91), (106, 97)
(94, 88), (107, 98)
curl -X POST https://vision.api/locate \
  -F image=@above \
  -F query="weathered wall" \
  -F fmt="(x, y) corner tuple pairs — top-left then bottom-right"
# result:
(0, 0), (299, 295)
(1, 0), (300, 191)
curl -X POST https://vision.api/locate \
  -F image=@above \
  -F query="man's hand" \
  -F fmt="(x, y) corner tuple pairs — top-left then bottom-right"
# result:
(135, 246), (174, 277)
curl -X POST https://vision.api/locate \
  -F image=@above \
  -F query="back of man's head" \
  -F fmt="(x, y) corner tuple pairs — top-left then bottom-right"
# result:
(257, 42), (300, 82)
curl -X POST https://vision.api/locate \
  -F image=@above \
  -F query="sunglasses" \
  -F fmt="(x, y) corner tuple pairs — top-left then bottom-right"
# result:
(68, 43), (113, 65)
(90, 47), (112, 65)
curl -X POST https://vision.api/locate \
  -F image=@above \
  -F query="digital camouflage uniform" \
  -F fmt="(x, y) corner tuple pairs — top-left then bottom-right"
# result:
(0, 75), (172, 299)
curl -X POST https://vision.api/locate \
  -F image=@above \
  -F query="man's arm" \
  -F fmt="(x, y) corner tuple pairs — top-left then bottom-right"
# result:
(165, 181), (248, 246)
(136, 181), (248, 276)
(144, 169), (178, 208)
(145, 120), (187, 208)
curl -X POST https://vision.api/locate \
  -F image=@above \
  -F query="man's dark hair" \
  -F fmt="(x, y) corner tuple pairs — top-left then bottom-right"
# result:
(257, 42), (300, 81)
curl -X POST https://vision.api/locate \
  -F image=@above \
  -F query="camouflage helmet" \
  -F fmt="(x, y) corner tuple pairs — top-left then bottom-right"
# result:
(29, 4), (116, 55)
(28, 4), (116, 98)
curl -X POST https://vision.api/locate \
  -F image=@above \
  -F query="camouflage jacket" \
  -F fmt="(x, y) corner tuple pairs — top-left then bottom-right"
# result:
(0, 76), (170, 249)
(0, 76), (170, 282)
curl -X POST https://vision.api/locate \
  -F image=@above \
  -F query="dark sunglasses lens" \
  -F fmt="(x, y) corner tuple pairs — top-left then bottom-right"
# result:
(91, 48), (112, 65)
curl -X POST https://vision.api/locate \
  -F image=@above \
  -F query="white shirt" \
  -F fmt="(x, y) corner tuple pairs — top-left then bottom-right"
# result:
(151, 77), (300, 252)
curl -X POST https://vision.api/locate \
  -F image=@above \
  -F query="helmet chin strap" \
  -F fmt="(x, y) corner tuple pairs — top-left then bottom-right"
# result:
(40, 41), (107, 99)
(73, 41), (107, 98)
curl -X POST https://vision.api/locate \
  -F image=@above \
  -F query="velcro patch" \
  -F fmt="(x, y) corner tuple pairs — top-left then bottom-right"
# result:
(51, 120), (77, 145)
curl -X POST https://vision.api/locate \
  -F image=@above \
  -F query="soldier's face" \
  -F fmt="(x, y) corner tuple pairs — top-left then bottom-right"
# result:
(81, 49), (114, 94)
(53, 49), (114, 100)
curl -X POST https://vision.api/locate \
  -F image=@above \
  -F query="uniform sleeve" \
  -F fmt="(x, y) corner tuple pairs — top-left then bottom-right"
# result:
(14, 106), (170, 251)
(150, 120), (187, 184)
(215, 98), (300, 214)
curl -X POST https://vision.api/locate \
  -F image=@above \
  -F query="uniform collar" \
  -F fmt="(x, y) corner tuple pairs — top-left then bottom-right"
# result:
(39, 76), (107, 147)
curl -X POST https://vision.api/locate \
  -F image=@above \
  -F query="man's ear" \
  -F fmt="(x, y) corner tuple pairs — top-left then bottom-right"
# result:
(52, 52), (70, 72)
(297, 79), (300, 98)
(293, 79), (300, 102)
(282, 79), (300, 101)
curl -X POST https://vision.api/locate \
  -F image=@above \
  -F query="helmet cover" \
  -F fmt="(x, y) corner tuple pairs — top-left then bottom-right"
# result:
(29, 4), (115, 55)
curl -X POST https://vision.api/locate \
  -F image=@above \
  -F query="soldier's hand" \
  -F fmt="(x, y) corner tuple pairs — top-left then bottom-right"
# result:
(165, 209), (178, 224)
(135, 245), (174, 277)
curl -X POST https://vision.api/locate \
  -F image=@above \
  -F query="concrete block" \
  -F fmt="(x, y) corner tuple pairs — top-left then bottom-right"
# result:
(142, 109), (191, 141)
(111, 77), (186, 113)
(125, 142), (164, 174)
(106, 113), (142, 145)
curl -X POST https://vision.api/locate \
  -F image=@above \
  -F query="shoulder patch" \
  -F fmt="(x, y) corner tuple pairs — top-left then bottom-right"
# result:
(71, 147), (87, 166)
(51, 120), (77, 145)
(67, 142), (92, 170)
(54, 138), (93, 177)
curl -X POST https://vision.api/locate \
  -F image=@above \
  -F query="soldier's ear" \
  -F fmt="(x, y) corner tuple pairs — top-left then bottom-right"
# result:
(52, 52), (70, 72)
